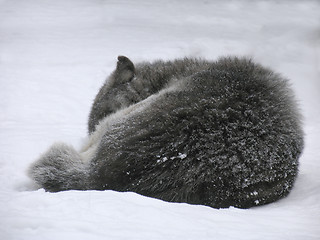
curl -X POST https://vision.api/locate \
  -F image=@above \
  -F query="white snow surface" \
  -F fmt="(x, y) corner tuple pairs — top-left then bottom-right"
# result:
(1, 0), (320, 239)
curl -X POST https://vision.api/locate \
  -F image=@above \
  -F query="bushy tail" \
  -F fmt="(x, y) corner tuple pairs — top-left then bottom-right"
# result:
(28, 143), (89, 192)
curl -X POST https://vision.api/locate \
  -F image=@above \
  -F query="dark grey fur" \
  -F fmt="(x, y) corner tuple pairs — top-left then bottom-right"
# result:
(29, 56), (304, 209)
(88, 56), (212, 133)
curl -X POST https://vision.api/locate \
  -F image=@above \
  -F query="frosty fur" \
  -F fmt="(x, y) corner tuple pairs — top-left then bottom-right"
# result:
(29, 56), (304, 209)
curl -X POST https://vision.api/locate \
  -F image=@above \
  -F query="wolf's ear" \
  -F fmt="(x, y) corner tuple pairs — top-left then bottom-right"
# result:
(115, 56), (135, 83)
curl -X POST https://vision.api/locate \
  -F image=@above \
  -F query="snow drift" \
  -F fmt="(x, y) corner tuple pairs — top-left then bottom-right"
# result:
(0, 0), (319, 239)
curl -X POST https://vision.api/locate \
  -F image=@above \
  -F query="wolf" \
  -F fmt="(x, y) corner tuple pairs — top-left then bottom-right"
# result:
(28, 56), (304, 208)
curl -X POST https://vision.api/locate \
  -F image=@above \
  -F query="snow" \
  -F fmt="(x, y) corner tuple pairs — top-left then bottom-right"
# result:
(0, 0), (319, 239)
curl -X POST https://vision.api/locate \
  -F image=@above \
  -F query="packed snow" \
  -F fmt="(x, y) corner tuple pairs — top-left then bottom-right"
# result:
(0, 0), (319, 239)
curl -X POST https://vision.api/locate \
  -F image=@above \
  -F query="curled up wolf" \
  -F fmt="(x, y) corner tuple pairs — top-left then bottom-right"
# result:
(28, 56), (304, 209)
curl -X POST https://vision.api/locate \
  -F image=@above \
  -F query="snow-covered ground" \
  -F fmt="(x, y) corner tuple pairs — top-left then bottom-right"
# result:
(0, 0), (319, 239)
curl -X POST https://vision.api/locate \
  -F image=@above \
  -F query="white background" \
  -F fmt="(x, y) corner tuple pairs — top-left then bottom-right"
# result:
(0, 0), (319, 239)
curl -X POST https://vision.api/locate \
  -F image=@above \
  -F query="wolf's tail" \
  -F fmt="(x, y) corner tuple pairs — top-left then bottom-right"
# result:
(28, 143), (89, 192)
